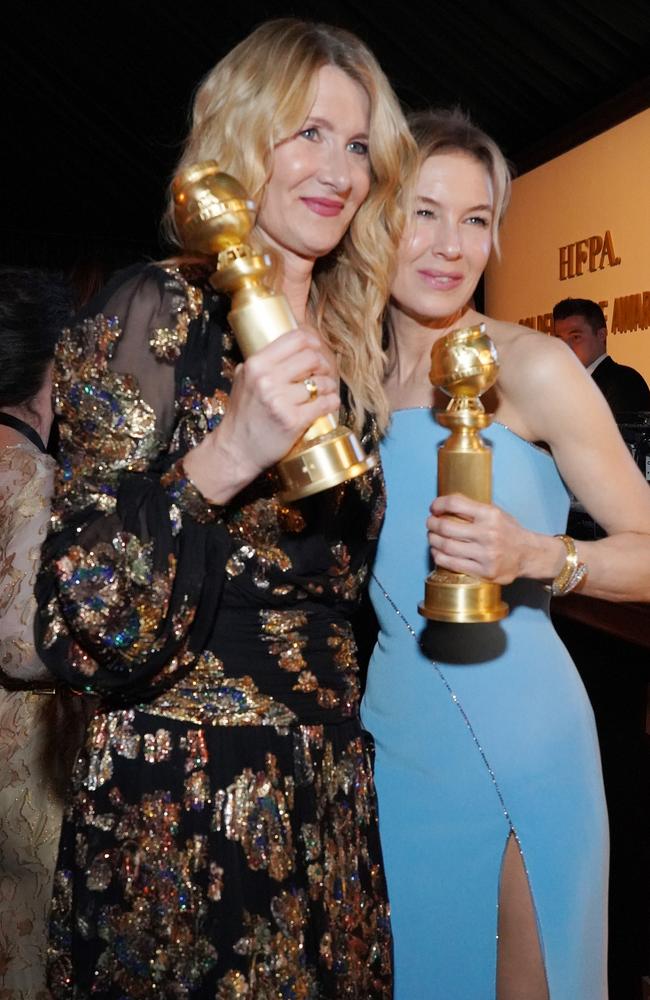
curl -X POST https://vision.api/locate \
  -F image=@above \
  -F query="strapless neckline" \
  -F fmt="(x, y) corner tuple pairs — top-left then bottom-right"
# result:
(388, 408), (554, 462)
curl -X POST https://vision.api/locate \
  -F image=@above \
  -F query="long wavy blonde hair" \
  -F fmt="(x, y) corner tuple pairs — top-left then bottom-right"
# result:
(165, 19), (415, 434)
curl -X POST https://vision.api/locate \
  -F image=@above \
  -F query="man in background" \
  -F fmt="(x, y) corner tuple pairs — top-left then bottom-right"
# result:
(552, 297), (650, 417)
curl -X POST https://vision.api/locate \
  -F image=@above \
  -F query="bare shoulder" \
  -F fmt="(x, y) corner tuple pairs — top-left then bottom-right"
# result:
(482, 316), (581, 391)
(473, 314), (607, 440)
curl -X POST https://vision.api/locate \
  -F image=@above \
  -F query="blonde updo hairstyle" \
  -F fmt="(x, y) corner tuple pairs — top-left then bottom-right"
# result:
(166, 18), (415, 435)
(407, 108), (512, 255)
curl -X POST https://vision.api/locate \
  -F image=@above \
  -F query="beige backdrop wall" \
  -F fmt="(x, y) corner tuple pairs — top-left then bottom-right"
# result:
(485, 107), (650, 385)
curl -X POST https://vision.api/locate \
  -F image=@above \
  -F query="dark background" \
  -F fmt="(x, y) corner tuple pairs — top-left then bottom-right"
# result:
(3, 0), (650, 278)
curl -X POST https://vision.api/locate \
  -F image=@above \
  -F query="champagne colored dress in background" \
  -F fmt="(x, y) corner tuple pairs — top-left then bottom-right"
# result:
(0, 434), (60, 1000)
(361, 408), (608, 1000)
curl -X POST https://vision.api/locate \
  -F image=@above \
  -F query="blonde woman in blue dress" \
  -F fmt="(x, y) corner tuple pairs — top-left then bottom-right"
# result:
(361, 109), (650, 1000)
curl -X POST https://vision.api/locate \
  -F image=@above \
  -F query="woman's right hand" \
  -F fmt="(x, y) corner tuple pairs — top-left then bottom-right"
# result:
(182, 328), (340, 503)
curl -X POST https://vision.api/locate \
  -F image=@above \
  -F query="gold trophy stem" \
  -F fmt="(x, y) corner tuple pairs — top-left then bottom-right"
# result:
(418, 324), (508, 624)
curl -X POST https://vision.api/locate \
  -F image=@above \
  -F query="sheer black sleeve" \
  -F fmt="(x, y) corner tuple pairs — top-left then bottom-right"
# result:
(35, 264), (232, 703)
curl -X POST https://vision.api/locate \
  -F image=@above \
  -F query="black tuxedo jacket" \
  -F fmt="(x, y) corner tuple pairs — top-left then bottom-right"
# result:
(591, 355), (650, 417)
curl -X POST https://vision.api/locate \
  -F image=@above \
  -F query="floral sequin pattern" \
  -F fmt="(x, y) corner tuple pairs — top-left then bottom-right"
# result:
(355, 418), (385, 542)
(52, 534), (181, 669)
(327, 621), (360, 717)
(225, 889), (318, 998)
(53, 313), (162, 519)
(48, 716), (391, 998)
(169, 377), (230, 454)
(149, 267), (203, 362)
(142, 651), (297, 732)
(48, 793), (220, 999)
(81, 709), (142, 791)
(226, 498), (305, 590)
(38, 262), (391, 997)
(295, 728), (392, 995)
(260, 609), (308, 675)
(217, 753), (295, 881)
(328, 541), (369, 603)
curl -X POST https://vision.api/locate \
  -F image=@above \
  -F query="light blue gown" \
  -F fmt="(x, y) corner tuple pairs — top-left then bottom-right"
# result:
(361, 409), (608, 1000)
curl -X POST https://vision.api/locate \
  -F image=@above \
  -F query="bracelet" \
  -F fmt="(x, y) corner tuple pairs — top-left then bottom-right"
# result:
(161, 459), (225, 525)
(546, 534), (588, 596)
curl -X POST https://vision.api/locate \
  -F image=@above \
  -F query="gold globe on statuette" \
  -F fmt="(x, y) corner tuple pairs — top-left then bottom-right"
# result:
(419, 323), (509, 624)
(172, 161), (375, 502)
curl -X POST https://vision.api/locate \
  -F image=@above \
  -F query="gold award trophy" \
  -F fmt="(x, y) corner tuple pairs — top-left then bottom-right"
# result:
(172, 160), (375, 502)
(419, 323), (508, 623)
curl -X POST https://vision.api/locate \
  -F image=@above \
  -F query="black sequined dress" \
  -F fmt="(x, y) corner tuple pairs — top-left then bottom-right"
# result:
(36, 263), (391, 999)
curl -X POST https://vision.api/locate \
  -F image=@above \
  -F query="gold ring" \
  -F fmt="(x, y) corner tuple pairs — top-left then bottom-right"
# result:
(303, 377), (318, 401)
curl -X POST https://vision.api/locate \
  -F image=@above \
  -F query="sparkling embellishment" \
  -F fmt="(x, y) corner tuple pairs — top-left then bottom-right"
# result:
(372, 572), (521, 842)
(40, 261), (392, 995)
(150, 267), (203, 361)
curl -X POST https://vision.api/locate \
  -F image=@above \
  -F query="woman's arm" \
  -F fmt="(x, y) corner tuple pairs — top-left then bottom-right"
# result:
(35, 265), (227, 700)
(36, 265), (339, 700)
(427, 333), (650, 603)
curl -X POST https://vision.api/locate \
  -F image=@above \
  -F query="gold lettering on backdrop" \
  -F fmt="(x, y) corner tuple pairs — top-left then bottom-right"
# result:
(610, 292), (650, 334)
(517, 314), (554, 333)
(575, 239), (589, 277)
(558, 230), (621, 280)
(519, 292), (650, 335)
(588, 235), (603, 271)
(559, 245), (572, 281)
(601, 230), (621, 270)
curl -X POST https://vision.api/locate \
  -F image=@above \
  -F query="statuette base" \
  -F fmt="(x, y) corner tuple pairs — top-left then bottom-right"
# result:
(278, 427), (376, 502)
(419, 570), (508, 623)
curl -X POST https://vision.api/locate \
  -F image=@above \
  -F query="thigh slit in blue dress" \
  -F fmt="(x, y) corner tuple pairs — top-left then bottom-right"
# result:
(361, 409), (608, 1000)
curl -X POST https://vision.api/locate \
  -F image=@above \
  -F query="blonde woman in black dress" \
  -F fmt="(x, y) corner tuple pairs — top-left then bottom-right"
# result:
(36, 20), (414, 998)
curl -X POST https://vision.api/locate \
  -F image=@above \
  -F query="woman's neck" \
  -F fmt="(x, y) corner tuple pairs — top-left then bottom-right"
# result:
(281, 260), (315, 325)
(2, 404), (40, 434)
(0, 372), (54, 446)
(259, 230), (315, 326)
(388, 303), (479, 388)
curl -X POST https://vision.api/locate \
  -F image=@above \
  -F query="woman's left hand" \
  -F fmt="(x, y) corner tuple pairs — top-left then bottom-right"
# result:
(427, 493), (535, 584)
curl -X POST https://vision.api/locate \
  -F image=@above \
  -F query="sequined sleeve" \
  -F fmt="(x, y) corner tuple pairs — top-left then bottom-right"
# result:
(35, 264), (233, 702)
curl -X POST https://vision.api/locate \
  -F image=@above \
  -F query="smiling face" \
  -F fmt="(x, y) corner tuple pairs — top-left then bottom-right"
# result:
(553, 314), (606, 367)
(391, 151), (494, 322)
(256, 64), (371, 264)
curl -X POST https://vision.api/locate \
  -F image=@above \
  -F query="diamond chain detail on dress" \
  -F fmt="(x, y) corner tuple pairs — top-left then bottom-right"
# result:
(370, 572), (519, 839)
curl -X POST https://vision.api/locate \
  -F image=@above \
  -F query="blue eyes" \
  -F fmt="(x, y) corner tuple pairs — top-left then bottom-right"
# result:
(299, 128), (368, 156)
(415, 209), (490, 227)
(347, 140), (369, 156)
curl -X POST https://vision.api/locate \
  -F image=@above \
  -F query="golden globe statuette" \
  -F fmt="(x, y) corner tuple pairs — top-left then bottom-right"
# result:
(172, 160), (375, 502)
(419, 323), (508, 623)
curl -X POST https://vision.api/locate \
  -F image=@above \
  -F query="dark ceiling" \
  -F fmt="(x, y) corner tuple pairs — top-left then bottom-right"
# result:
(3, 0), (650, 275)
